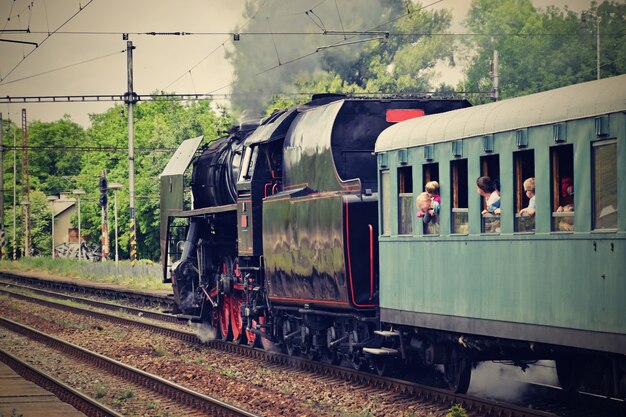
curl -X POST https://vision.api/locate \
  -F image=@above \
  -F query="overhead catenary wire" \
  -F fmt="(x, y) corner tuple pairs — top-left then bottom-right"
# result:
(0, 0), (95, 83)
(0, 49), (125, 86)
(4, 145), (176, 153)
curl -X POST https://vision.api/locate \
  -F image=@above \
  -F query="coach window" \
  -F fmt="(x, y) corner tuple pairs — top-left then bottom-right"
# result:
(381, 170), (391, 235)
(514, 150), (535, 232)
(479, 155), (500, 233)
(450, 159), (468, 234)
(592, 139), (618, 230)
(422, 163), (439, 234)
(550, 145), (574, 231)
(398, 166), (413, 235)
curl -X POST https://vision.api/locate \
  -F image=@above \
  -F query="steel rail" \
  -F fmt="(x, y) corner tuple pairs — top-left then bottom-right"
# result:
(0, 316), (261, 417)
(1, 286), (555, 417)
(0, 281), (178, 324)
(0, 271), (173, 310)
(0, 348), (124, 417)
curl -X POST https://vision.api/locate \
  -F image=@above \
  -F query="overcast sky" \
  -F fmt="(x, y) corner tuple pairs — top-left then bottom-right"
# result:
(0, 0), (595, 127)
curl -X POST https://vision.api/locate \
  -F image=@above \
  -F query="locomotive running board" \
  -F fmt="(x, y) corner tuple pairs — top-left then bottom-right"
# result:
(363, 347), (399, 356)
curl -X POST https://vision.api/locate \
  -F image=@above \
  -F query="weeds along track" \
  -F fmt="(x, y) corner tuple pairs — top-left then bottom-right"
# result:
(0, 285), (589, 417)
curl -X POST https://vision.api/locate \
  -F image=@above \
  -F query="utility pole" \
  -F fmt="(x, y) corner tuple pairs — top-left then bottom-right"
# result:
(20, 109), (30, 257)
(491, 50), (500, 102)
(12, 122), (16, 260)
(124, 34), (138, 266)
(100, 169), (109, 261)
(0, 113), (4, 260)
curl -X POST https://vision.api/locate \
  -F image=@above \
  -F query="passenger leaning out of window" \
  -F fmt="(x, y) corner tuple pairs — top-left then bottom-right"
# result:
(416, 181), (441, 224)
(476, 176), (501, 215)
(416, 191), (440, 224)
(519, 177), (536, 217)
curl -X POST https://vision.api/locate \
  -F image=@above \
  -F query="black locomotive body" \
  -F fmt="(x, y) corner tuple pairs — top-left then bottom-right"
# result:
(163, 95), (470, 361)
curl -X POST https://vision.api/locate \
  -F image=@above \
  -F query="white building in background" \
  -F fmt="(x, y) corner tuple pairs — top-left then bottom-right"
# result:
(51, 193), (79, 246)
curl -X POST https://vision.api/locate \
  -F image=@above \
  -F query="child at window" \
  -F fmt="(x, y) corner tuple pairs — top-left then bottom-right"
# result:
(416, 191), (440, 224)
(519, 177), (536, 217)
(425, 181), (440, 205)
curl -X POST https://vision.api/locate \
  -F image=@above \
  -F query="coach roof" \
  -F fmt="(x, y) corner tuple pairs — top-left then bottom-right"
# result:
(375, 74), (626, 153)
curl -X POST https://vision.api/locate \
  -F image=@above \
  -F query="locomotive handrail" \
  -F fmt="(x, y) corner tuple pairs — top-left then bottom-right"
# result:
(369, 224), (374, 301)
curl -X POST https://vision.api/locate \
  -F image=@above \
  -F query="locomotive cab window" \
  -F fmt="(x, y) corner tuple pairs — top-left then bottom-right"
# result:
(450, 159), (468, 234)
(239, 146), (258, 182)
(592, 139), (618, 230)
(551, 144), (574, 232)
(479, 155), (500, 234)
(381, 170), (391, 236)
(398, 166), (413, 235)
(514, 150), (535, 232)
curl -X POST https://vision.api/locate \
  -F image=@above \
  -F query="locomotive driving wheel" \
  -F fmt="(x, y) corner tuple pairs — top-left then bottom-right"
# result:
(229, 259), (247, 344)
(444, 346), (472, 394)
(218, 258), (234, 341)
(218, 294), (232, 341)
(229, 293), (246, 343)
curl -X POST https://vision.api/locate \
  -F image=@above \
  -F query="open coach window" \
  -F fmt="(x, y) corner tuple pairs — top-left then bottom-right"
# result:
(514, 150), (535, 232)
(592, 139), (618, 230)
(398, 166), (413, 235)
(480, 155), (500, 233)
(380, 170), (391, 235)
(422, 163), (439, 235)
(551, 144), (574, 231)
(451, 159), (468, 234)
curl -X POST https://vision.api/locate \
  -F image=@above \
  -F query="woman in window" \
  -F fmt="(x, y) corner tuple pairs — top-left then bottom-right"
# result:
(477, 176), (500, 215)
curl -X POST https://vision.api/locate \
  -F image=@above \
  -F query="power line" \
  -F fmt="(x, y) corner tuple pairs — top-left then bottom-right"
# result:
(11, 29), (616, 38)
(1, 0), (95, 83)
(4, 145), (176, 153)
(0, 49), (124, 87)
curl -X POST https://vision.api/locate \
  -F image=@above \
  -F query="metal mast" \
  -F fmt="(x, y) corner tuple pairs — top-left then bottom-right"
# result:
(124, 35), (138, 265)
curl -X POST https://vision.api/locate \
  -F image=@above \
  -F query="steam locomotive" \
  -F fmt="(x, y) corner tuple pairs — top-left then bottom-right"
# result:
(161, 76), (626, 397)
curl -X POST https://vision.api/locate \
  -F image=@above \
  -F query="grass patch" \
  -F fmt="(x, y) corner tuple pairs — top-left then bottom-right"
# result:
(93, 382), (109, 399)
(446, 405), (468, 417)
(115, 387), (135, 403)
(151, 345), (169, 357)
(220, 369), (240, 378)
(57, 319), (86, 330)
(0, 258), (170, 292)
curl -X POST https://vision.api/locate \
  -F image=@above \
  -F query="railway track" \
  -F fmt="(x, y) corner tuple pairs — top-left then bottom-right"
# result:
(4, 284), (617, 417)
(0, 348), (123, 417)
(0, 271), (173, 310)
(0, 315), (261, 417)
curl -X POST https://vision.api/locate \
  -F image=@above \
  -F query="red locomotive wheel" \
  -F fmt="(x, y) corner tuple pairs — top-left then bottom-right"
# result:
(219, 295), (232, 341)
(230, 293), (245, 343)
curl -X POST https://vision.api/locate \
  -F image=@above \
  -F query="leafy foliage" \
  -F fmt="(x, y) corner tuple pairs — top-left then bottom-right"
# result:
(463, 0), (626, 102)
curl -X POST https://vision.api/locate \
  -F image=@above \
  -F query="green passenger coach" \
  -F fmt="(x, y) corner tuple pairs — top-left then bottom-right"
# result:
(373, 75), (626, 395)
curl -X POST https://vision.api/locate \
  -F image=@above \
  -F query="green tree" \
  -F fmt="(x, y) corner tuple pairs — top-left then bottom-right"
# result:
(77, 98), (231, 261)
(463, 0), (626, 101)
(27, 116), (86, 195)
